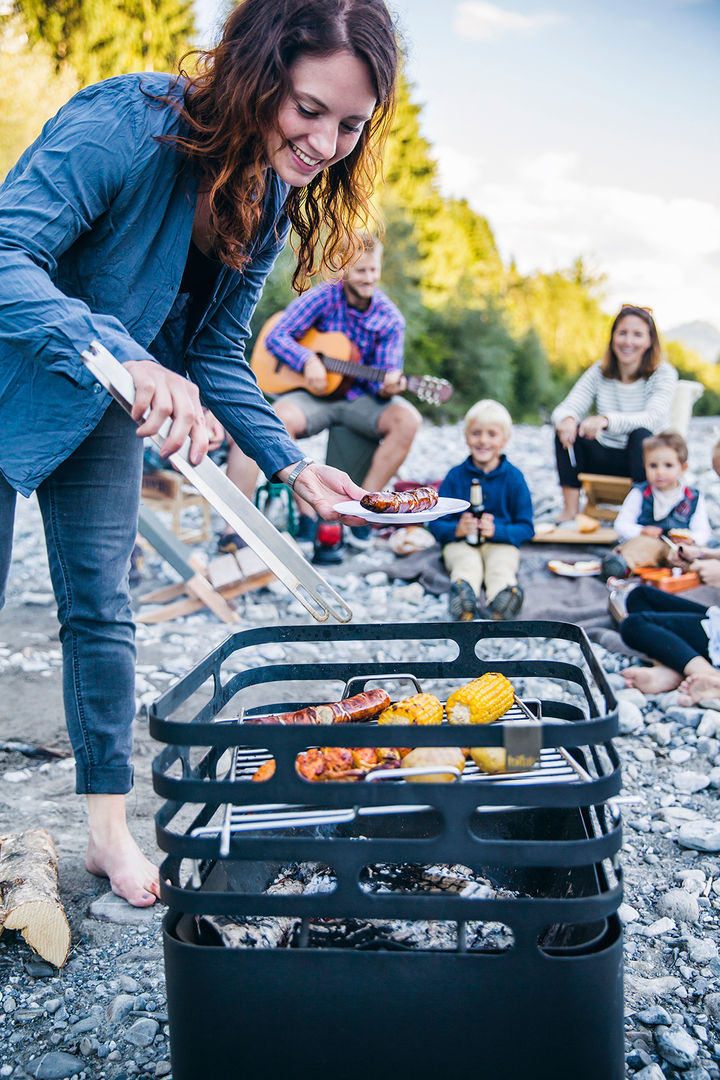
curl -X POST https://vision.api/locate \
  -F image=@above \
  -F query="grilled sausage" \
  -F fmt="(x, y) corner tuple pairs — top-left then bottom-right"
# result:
(360, 487), (438, 514)
(244, 688), (391, 725)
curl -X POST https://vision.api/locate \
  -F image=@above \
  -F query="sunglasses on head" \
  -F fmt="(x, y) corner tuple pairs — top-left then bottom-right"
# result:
(620, 303), (653, 316)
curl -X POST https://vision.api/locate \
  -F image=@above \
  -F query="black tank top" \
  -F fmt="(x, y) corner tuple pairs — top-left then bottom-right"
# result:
(147, 240), (221, 370)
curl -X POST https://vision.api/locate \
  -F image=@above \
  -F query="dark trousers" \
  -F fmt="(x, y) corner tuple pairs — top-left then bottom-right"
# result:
(0, 402), (143, 794)
(555, 427), (650, 489)
(620, 585), (710, 672)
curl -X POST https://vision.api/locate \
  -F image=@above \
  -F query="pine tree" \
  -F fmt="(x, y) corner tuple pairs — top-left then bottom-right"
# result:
(17, 0), (196, 85)
(378, 74), (502, 309)
(0, 10), (79, 180)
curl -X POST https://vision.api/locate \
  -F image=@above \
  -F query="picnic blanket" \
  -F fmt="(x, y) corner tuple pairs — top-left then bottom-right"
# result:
(377, 541), (718, 657)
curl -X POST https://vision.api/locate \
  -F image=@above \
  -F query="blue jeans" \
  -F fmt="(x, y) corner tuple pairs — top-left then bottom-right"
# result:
(0, 403), (143, 794)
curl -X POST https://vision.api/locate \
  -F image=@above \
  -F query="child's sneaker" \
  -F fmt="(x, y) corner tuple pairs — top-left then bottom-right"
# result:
(608, 589), (627, 624)
(217, 531), (247, 554)
(488, 585), (524, 620)
(345, 524), (372, 549)
(448, 579), (477, 621)
(601, 553), (629, 582)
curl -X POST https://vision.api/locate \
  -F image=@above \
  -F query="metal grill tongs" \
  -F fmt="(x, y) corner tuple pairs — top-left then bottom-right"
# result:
(81, 341), (353, 623)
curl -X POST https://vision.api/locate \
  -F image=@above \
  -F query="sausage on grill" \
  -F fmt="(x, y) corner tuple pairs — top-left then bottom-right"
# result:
(360, 486), (438, 514)
(244, 688), (391, 725)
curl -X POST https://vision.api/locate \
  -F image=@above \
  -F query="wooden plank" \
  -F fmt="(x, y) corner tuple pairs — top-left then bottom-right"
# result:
(136, 596), (207, 623)
(137, 582), (187, 604)
(137, 505), (197, 581)
(215, 573), (276, 599)
(532, 527), (618, 545)
(577, 473), (632, 522)
(185, 573), (241, 624)
(135, 571), (276, 623)
(135, 506), (275, 623)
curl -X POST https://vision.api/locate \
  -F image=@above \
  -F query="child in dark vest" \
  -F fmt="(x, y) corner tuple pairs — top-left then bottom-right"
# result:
(602, 431), (711, 580)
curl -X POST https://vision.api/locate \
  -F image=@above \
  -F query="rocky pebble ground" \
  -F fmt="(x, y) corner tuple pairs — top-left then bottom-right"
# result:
(1, 416), (719, 1079)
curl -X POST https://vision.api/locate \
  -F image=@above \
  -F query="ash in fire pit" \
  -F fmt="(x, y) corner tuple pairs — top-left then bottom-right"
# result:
(197, 861), (518, 952)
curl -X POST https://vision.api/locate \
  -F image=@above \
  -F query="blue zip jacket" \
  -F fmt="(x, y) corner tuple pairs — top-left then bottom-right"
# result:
(0, 73), (300, 496)
(428, 455), (534, 548)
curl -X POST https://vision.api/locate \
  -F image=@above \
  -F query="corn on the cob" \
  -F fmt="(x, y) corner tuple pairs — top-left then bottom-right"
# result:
(377, 693), (443, 726)
(446, 673), (514, 725)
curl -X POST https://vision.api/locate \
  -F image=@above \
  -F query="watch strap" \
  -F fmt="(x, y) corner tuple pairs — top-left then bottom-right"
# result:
(285, 458), (313, 491)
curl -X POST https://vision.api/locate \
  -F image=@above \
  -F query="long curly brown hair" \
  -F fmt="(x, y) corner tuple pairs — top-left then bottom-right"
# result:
(165, 0), (398, 289)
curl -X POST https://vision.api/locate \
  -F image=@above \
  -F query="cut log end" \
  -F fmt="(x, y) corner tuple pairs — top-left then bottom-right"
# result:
(3, 900), (71, 968)
(0, 828), (71, 968)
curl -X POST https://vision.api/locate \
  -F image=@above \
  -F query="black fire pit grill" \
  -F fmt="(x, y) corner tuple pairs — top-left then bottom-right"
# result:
(150, 620), (623, 1080)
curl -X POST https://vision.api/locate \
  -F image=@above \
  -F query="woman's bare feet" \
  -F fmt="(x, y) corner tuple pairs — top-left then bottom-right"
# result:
(85, 794), (161, 907)
(556, 486), (580, 523)
(677, 672), (720, 707)
(622, 664), (682, 694)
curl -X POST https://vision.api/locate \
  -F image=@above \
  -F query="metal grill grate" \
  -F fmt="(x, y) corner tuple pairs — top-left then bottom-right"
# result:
(190, 699), (590, 844)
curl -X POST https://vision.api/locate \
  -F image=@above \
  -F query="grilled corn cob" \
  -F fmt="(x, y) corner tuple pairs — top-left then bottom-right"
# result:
(446, 673), (514, 725)
(377, 693), (443, 726)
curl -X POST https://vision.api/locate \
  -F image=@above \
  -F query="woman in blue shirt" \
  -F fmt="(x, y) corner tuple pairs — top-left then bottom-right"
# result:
(0, 0), (398, 905)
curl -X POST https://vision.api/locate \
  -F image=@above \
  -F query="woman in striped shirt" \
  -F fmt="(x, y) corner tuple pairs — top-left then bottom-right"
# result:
(551, 305), (677, 522)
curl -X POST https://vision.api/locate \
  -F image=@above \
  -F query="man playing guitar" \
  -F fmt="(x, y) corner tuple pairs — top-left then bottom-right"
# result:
(222, 234), (421, 548)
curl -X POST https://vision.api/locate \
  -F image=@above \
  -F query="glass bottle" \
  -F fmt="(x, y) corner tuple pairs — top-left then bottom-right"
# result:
(466, 479), (485, 546)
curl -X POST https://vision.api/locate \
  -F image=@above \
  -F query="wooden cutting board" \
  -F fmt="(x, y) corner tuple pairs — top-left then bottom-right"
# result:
(532, 526), (618, 545)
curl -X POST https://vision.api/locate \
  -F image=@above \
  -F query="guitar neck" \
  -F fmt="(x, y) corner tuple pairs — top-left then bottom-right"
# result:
(319, 353), (386, 384)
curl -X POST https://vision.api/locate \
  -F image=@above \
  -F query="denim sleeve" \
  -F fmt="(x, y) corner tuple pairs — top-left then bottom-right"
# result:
(0, 83), (153, 388)
(186, 216), (303, 481)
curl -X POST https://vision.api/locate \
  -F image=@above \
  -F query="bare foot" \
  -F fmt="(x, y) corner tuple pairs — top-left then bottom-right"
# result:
(85, 794), (161, 907)
(677, 672), (720, 707)
(622, 664), (682, 694)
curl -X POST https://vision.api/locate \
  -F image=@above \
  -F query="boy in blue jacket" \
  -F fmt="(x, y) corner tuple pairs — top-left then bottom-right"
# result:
(428, 400), (534, 620)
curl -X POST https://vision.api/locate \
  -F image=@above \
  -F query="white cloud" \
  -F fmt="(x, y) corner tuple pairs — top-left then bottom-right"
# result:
(454, 1), (564, 41)
(434, 145), (720, 329)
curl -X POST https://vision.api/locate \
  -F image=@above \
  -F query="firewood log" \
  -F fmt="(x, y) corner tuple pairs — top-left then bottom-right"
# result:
(0, 829), (70, 968)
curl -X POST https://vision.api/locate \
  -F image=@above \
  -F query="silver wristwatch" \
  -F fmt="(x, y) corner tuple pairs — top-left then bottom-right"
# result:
(285, 458), (313, 491)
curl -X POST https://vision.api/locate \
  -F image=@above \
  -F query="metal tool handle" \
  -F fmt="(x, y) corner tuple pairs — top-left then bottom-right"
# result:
(81, 341), (353, 623)
(366, 765), (463, 782)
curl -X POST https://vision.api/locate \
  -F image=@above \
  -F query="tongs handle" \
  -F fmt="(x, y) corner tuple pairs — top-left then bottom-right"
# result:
(81, 341), (353, 624)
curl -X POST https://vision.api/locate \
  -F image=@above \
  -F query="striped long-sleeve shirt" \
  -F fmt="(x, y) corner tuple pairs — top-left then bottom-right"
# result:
(264, 280), (405, 400)
(551, 360), (678, 449)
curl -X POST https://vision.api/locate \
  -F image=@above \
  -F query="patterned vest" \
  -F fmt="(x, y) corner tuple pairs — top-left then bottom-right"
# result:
(636, 483), (699, 533)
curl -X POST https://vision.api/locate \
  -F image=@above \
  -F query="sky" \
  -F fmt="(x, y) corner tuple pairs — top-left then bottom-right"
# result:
(193, 0), (720, 332)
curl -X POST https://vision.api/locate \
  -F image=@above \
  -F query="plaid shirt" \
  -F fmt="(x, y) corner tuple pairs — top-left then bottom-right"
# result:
(265, 280), (405, 400)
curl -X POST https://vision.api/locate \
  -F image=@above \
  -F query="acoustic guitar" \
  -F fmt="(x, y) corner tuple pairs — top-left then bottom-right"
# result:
(251, 313), (453, 405)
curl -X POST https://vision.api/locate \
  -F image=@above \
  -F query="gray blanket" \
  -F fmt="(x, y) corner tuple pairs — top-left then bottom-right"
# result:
(377, 542), (717, 656)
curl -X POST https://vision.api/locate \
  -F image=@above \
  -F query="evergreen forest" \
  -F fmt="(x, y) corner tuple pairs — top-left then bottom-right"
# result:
(1, 0), (717, 419)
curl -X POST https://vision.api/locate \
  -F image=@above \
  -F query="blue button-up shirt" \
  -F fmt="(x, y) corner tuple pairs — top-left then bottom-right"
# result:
(265, 279), (405, 400)
(0, 72), (300, 496)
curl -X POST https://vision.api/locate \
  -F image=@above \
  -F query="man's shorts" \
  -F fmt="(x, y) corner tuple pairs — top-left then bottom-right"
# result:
(275, 390), (415, 440)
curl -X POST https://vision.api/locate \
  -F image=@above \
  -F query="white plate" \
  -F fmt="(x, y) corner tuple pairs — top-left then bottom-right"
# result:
(547, 559), (602, 578)
(333, 497), (469, 524)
